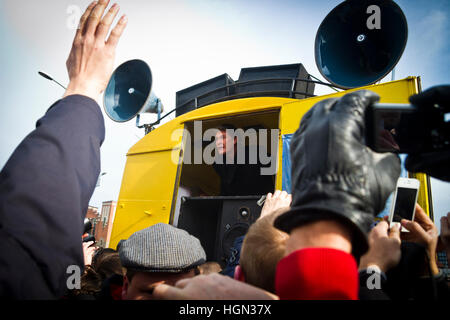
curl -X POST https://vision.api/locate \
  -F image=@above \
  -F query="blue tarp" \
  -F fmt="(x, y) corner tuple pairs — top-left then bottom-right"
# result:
(281, 134), (293, 193)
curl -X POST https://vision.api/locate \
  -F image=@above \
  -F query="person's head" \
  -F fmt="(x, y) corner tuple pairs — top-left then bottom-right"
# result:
(123, 268), (199, 300)
(67, 248), (122, 298)
(236, 208), (289, 293)
(118, 223), (206, 300)
(91, 248), (123, 279)
(215, 124), (237, 155)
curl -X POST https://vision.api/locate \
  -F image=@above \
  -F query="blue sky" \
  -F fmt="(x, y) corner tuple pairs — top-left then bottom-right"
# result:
(0, 0), (449, 230)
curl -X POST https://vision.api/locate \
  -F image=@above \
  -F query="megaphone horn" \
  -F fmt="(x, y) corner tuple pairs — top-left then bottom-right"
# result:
(314, 0), (408, 89)
(103, 59), (164, 123)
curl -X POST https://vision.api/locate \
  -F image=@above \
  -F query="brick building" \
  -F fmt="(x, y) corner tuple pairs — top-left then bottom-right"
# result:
(93, 201), (117, 248)
(85, 206), (99, 234)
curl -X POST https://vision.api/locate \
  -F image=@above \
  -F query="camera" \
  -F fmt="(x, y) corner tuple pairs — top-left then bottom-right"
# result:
(82, 218), (96, 244)
(365, 102), (450, 154)
(83, 218), (92, 235)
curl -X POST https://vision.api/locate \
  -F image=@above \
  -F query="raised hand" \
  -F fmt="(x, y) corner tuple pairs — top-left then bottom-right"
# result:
(64, 0), (127, 100)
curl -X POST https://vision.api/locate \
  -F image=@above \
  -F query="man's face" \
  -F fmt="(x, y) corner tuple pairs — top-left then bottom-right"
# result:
(122, 269), (197, 300)
(215, 129), (236, 155)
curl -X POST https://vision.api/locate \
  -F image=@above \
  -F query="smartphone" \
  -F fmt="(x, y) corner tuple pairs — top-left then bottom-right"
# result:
(389, 177), (420, 231)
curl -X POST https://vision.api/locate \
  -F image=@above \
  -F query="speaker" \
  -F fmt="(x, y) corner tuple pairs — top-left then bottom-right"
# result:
(216, 198), (262, 265)
(177, 196), (262, 266)
(236, 63), (315, 99)
(315, 0), (408, 89)
(103, 59), (163, 122)
(175, 74), (235, 117)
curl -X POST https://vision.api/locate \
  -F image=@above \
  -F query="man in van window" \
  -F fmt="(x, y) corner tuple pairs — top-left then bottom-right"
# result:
(212, 124), (273, 196)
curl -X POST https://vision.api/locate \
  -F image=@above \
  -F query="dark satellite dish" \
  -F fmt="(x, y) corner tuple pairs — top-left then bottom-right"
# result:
(104, 59), (163, 122)
(315, 0), (408, 89)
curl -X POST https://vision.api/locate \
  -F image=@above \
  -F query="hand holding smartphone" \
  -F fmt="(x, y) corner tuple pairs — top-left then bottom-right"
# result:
(388, 177), (420, 232)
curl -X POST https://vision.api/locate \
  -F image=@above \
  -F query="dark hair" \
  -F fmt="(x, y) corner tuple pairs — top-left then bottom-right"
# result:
(68, 249), (123, 297)
(217, 124), (236, 132)
(91, 249), (123, 280)
(92, 248), (116, 268)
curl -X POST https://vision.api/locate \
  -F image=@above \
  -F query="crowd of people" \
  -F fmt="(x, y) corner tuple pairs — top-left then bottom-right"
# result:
(0, 0), (449, 300)
(57, 194), (450, 301)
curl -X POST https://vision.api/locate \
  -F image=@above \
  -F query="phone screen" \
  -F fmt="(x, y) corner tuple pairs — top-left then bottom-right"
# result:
(392, 187), (417, 222)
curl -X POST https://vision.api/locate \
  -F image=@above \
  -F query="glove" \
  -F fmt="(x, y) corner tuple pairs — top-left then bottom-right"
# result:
(274, 90), (401, 257)
(405, 85), (450, 182)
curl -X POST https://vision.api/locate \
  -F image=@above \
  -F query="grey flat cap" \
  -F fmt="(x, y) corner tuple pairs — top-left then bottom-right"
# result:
(117, 223), (206, 273)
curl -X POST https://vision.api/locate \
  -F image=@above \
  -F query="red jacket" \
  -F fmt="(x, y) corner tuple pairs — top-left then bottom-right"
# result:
(275, 248), (359, 300)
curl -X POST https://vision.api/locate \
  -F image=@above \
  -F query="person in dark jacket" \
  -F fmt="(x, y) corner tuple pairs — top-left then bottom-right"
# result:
(212, 124), (273, 196)
(0, 0), (127, 299)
